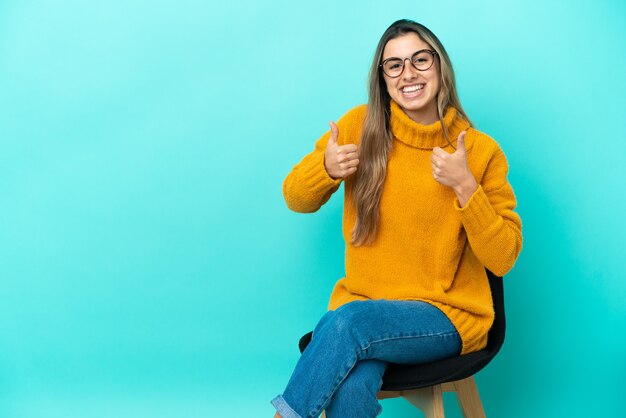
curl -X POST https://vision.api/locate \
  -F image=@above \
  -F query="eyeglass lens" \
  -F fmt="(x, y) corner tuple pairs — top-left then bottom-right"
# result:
(383, 51), (434, 77)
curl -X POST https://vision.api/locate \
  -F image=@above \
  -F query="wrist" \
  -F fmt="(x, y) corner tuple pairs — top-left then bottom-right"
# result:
(454, 176), (478, 207)
(323, 155), (336, 179)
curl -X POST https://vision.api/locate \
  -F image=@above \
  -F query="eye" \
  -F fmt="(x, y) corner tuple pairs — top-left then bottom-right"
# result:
(384, 59), (403, 72)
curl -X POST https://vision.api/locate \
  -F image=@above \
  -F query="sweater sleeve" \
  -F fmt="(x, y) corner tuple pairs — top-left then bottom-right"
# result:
(282, 105), (365, 213)
(454, 146), (523, 276)
(282, 132), (342, 213)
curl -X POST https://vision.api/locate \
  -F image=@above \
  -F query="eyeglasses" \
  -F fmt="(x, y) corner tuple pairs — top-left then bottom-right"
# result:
(380, 49), (438, 78)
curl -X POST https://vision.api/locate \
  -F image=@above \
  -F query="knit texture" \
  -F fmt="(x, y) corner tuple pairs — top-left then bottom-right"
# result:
(283, 101), (522, 354)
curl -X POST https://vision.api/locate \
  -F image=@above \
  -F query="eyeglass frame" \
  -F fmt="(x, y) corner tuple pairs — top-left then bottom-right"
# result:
(379, 49), (438, 78)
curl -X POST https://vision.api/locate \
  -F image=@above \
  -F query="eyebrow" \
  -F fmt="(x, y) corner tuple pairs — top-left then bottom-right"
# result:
(382, 49), (426, 62)
(380, 48), (433, 63)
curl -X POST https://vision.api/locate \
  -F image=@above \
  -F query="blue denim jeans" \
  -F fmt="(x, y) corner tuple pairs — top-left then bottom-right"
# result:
(271, 299), (462, 418)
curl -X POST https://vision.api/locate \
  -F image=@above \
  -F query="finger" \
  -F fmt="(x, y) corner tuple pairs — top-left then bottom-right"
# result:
(456, 131), (467, 154)
(344, 153), (359, 162)
(337, 152), (356, 163)
(430, 154), (443, 167)
(339, 158), (358, 170)
(337, 154), (349, 163)
(432, 146), (449, 159)
(328, 121), (339, 144)
(345, 166), (358, 176)
(432, 164), (444, 180)
(336, 147), (357, 160)
(339, 143), (358, 153)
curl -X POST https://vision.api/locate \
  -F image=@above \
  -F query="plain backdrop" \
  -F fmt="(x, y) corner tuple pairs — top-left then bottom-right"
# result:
(0, 0), (625, 417)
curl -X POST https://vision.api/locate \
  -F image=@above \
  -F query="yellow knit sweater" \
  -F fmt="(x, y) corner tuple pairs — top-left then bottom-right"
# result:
(283, 101), (522, 354)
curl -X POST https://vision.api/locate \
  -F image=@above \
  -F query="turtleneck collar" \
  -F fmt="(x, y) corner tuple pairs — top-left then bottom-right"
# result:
(389, 100), (471, 150)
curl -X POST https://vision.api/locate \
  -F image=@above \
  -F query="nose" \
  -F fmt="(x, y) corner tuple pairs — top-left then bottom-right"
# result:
(401, 58), (418, 79)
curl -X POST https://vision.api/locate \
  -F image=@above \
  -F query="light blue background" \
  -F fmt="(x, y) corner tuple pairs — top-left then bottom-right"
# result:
(1, 0), (624, 417)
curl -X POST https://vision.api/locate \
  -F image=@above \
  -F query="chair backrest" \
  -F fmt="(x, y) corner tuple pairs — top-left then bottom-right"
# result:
(485, 269), (505, 354)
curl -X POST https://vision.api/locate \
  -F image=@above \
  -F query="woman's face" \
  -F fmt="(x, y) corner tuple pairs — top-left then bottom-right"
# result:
(382, 32), (440, 124)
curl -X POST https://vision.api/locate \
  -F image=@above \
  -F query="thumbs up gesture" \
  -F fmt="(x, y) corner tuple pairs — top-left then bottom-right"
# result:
(324, 121), (360, 179)
(430, 131), (478, 202)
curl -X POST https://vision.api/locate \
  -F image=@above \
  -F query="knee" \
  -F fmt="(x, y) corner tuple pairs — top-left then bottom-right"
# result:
(312, 301), (373, 350)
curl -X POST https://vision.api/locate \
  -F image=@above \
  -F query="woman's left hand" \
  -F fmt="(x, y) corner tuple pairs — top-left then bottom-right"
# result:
(431, 131), (478, 206)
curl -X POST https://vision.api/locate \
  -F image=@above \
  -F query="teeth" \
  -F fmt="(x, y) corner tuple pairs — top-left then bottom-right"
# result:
(402, 84), (424, 92)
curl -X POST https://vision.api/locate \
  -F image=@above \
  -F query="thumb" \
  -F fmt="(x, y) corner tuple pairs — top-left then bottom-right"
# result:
(455, 131), (467, 154)
(328, 121), (339, 145)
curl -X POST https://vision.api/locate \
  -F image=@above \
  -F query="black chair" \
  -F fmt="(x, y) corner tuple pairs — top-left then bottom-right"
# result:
(298, 269), (504, 417)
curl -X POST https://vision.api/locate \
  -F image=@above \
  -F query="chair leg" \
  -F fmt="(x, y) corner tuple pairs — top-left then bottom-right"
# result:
(453, 376), (486, 418)
(403, 384), (445, 418)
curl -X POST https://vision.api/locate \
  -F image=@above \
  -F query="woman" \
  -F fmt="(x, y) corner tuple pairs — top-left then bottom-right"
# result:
(272, 19), (522, 418)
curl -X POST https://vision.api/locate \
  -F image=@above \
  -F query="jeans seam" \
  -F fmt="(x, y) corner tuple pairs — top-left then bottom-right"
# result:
(363, 331), (460, 351)
(311, 356), (357, 417)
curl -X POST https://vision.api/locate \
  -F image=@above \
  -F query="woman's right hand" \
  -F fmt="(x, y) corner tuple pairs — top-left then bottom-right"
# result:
(324, 121), (360, 179)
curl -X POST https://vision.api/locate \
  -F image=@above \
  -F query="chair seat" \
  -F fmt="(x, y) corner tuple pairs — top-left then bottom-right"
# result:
(380, 346), (497, 391)
(298, 332), (498, 391)
(298, 269), (505, 393)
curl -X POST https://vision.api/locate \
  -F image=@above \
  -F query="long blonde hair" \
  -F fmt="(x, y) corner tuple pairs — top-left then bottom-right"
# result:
(351, 19), (472, 246)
